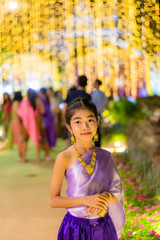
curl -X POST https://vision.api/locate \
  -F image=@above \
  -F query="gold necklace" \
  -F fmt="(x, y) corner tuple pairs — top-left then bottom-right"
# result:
(74, 145), (96, 176)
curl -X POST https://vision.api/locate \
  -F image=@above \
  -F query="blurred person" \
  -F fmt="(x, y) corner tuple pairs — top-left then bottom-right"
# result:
(39, 88), (56, 150)
(65, 75), (91, 104)
(91, 79), (107, 147)
(18, 88), (50, 162)
(8, 92), (23, 160)
(55, 89), (63, 103)
(1, 93), (12, 137)
(91, 79), (107, 115)
(47, 87), (60, 137)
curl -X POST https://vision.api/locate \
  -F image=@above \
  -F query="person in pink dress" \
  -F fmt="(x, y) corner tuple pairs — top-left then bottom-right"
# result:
(18, 88), (51, 162)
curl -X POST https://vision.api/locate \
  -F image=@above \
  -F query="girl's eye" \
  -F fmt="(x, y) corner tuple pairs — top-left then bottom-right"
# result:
(75, 121), (80, 124)
(88, 119), (94, 122)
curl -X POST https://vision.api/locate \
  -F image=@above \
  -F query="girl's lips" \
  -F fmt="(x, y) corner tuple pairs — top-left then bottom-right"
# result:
(81, 132), (91, 135)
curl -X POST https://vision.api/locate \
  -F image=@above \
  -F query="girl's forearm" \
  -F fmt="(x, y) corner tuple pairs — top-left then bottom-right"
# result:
(49, 193), (118, 209)
(49, 196), (85, 208)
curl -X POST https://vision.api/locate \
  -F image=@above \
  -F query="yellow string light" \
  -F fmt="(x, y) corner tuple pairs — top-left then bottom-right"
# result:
(0, 0), (160, 97)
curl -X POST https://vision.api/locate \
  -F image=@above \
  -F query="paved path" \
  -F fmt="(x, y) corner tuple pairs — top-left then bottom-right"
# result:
(0, 139), (68, 240)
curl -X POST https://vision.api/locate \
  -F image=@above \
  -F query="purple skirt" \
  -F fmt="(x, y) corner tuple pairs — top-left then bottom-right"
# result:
(58, 212), (118, 240)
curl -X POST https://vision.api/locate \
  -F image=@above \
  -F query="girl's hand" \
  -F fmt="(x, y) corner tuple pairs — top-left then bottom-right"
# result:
(85, 192), (111, 216)
(86, 207), (104, 216)
(102, 192), (119, 203)
(101, 192), (112, 201)
(83, 193), (110, 211)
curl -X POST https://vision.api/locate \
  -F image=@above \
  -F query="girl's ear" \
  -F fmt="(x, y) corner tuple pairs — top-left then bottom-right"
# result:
(66, 124), (72, 133)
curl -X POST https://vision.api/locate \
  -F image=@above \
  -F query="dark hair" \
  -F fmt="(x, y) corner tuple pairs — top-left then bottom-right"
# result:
(40, 87), (47, 95)
(95, 79), (102, 86)
(27, 88), (37, 110)
(13, 91), (23, 102)
(78, 75), (88, 87)
(65, 98), (98, 125)
(47, 87), (54, 92)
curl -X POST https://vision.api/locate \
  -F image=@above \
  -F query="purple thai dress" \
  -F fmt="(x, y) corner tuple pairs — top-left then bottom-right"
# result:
(58, 148), (126, 240)
(41, 97), (56, 148)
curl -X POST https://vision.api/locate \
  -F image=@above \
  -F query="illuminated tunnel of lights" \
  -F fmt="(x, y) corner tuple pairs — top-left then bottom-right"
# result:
(0, 0), (160, 98)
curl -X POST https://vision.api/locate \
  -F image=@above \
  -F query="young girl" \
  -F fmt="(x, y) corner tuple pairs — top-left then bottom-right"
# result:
(49, 98), (125, 240)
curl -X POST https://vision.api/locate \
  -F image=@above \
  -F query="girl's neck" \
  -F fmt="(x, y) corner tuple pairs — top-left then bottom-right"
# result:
(74, 141), (94, 155)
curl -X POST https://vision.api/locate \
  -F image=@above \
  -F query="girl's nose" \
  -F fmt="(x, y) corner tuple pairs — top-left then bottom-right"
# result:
(82, 121), (89, 129)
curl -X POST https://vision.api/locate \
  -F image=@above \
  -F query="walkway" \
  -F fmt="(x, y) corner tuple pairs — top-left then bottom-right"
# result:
(0, 139), (67, 240)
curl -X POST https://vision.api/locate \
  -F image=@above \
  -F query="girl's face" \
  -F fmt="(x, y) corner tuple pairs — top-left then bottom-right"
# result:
(67, 109), (98, 143)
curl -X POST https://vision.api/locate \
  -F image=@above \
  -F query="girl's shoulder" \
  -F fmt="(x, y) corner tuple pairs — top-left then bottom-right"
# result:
(57, 147), (71, 159)
(96, 147), (112, 158)
(56, 146), (74, 169)
(96, 147), (114, 165)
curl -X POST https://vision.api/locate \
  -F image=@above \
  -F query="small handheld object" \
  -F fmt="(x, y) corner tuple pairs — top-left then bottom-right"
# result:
(100, 210), (107, 217)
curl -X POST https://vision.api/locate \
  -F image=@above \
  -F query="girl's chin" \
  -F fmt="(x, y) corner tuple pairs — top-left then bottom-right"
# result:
(79, 136), (94, 142)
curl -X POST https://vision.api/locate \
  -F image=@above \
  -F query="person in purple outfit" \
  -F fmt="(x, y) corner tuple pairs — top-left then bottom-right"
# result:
(49, 98), (125, 240)
(39, 88), (56, 150)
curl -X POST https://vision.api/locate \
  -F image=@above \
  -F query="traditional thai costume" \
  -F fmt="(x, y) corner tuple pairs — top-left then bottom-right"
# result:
(58, 148), (125, 240)
(40, 97), (56, 148)
(18, 99), (41, 146)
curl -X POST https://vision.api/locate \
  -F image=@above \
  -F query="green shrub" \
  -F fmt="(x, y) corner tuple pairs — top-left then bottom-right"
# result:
(103, 99), (146, 125)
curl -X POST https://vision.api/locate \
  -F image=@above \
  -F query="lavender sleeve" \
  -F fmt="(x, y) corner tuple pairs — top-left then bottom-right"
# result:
(108, 155), (126, 237)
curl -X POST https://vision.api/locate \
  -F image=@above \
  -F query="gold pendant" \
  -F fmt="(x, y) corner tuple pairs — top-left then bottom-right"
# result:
(74, 145), (96, 176)
(86, 165), (94, 176)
